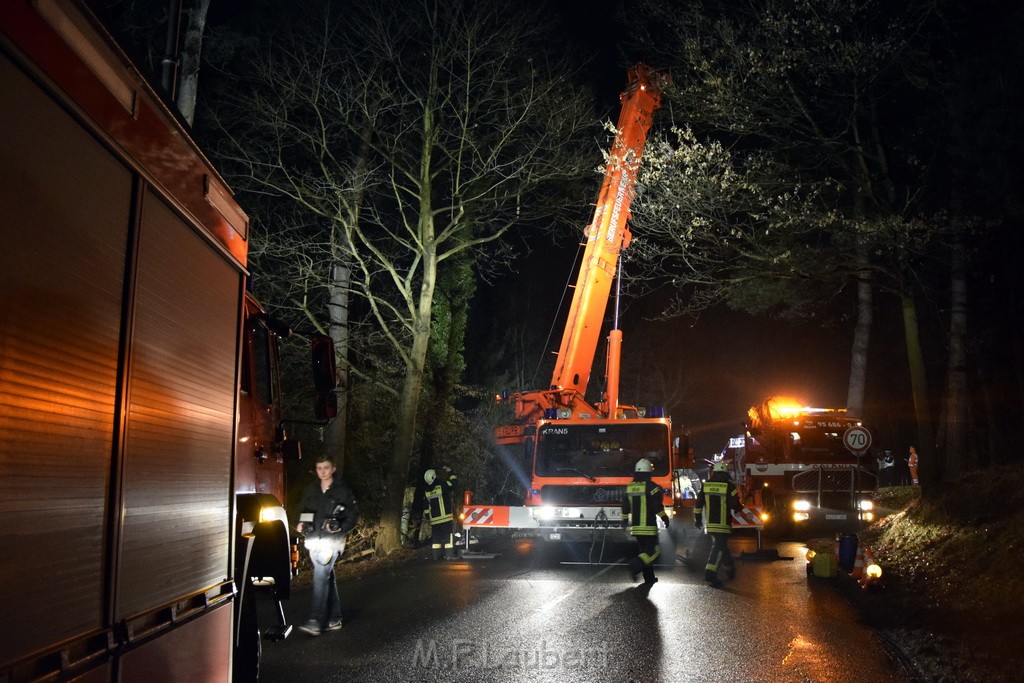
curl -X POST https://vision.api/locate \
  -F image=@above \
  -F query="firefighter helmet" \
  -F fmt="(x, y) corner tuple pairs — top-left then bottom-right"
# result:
(424, 469), (437, 485)
(713, 461), (729, 473)
(635, 458), (654, 473)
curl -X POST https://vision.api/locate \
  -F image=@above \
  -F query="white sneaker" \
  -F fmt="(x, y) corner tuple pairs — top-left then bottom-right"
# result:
(298, 621), (321, 636)
(324, 618), (343, 631)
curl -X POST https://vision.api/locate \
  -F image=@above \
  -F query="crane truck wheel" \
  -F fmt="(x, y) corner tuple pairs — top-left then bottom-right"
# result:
(233, 578), (261, 683)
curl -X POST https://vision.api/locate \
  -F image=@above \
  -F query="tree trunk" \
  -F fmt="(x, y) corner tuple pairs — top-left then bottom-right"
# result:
(943, 232), (968, 479)
(846, 245), (872, 418)
(375, 247), (437, 555)
(175, 0), (210, 126)
(160, 0), (182, 96)
(901, 289), (936, 495)
(324, 131), (370, 470)
(325, 260), (351, 469)
(977, 368), (1004, 466)
(1006, 257), (1024, 444)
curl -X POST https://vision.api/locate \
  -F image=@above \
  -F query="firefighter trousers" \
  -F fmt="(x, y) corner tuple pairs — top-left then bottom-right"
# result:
(628, 535), (660, 583)
(430, 520), (455, 559)
(705, 531), (735, 583)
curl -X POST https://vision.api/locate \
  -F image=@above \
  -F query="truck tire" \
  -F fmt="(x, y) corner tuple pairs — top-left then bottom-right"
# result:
(234, 579), (261, 683)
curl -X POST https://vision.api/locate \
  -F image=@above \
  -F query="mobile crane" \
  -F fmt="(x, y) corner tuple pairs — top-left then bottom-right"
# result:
(462, 65), (700, 553)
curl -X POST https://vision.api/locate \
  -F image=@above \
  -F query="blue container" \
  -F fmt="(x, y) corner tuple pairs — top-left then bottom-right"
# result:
(838, 533), (859, 571)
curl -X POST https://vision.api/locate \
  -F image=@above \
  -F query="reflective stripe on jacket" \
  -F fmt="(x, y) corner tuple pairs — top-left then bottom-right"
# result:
(623, 479), (667, 537)
(426, 480), (454, 524)
(696, 478), (740, 534)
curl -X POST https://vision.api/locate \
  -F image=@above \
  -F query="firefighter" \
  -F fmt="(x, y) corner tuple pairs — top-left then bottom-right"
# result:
(907, 446), (920, 485)
(424, 468), (458, 560)
(622, 458), (669, 585)
(694, 461), (742, 588)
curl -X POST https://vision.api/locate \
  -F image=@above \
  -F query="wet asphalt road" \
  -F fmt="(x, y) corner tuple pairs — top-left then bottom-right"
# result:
(257, 533), (909, 682)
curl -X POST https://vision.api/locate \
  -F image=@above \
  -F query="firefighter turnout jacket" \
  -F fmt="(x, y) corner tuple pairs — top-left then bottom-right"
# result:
(695, 472), (742, 533)
(425, 474), (457, 524)
(622, 477), (669, 536)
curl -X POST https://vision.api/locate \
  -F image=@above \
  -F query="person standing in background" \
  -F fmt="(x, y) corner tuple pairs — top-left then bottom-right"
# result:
(296, 456), (359, 636)
(907, 446), (920, 485)
(880, 450), (896, 486)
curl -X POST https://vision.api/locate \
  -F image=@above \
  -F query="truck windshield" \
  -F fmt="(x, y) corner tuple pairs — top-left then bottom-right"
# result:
(793, 416), (861, 457)
(535, 423), (670, 477)
(749, 415), (864, 462)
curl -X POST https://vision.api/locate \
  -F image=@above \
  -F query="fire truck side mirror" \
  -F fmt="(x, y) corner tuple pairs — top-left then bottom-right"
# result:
(280, 438), (302, 462)
(314, 392), (338, 421)
(311, 334), (337, 420)
(274, 426), (303, 461)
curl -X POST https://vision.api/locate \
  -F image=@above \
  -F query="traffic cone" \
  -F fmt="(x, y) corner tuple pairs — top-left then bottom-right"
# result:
(850, 546), (865, 580)
(859, 546), (880, 588)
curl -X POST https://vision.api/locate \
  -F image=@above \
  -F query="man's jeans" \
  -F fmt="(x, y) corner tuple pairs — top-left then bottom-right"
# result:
(308, 549), (342, 626)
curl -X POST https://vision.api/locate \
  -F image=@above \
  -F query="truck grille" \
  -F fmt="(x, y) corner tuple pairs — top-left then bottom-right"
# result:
(540, 485), (625, 505)
(790, 466), (877, 493)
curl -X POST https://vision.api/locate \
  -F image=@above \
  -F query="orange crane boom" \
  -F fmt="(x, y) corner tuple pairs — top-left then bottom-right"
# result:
(498, 65), (667, 442)
(551, 64), (666, 402)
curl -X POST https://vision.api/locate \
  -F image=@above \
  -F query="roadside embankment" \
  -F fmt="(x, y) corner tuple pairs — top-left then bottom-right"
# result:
(848, 465), (1024, 681)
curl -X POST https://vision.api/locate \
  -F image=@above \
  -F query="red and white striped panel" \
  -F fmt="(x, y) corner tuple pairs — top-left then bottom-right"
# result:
(461, 505), (511, 527)
(730, 506), (764, 529)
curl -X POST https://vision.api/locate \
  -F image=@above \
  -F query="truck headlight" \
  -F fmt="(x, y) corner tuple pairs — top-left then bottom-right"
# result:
(792, 500), (811, 512)
(858, 500), (874, 511)
(534, 506), (556, 520)
(534, 506), (582, 519)
(259, 506), (287, 524)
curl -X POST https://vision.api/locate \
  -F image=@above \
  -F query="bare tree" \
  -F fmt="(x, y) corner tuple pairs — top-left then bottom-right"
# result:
(208, 0), (596, 553)
(174, 0), (210, 125)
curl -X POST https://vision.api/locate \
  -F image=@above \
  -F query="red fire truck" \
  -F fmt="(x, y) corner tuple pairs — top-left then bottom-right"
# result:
(0, 1), (334, 679)
(727, 396), (878, 532)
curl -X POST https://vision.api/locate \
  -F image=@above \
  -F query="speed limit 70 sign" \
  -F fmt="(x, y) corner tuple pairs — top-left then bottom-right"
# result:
(843, 426), (872, 453)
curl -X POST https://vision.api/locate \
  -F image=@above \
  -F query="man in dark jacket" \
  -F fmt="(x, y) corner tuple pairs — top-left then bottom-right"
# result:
(423, 468), (458, 560)
(295, 455), (358, 636)
(694, 461), (742, 588)
(622, 458), (670, 585)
